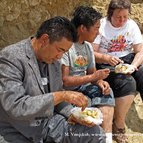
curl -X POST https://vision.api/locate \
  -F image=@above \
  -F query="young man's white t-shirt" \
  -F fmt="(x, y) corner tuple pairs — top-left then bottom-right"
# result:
(94, 17), (143, 58)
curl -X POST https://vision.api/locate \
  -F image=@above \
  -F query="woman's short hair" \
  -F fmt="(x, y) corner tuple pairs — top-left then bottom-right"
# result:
(107, 0), (131, 21)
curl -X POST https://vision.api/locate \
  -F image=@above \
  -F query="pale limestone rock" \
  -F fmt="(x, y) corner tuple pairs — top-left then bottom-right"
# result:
(29, 10), (42, 23)
(0, 0), (143, 49)
(28, 0), (41, 6)
(0, 17), (4, 27)
(5, 3), (21, 21)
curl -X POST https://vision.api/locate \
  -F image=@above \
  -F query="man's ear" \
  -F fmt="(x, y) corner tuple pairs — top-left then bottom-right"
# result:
(40, 34), (49, 46)
(80, 25), (87, 32)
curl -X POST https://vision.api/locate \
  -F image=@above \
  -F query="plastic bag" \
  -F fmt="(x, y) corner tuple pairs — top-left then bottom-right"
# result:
(115, 63), (136, 74)
(71, 107), (103, 125)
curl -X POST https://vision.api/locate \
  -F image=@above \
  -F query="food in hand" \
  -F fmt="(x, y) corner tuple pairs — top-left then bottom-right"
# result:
(82, 109), (98, 118)
(115, 64), (129, 74)
(71, 107), (103, 125)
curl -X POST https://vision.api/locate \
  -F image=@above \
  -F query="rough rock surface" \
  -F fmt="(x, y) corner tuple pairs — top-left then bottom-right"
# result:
(0, 0), (143, 49)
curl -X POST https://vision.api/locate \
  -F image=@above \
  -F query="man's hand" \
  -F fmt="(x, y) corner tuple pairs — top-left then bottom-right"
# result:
(62, 91), (88, 111)
(53, 91), (88, 110)
(96, 80), (110, 95)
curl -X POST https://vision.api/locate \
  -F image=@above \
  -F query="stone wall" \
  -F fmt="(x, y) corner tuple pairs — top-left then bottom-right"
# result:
(0, 0), (143, 49)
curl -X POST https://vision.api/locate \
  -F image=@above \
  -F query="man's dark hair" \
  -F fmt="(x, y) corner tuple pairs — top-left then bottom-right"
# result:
(107, 0), (131, 21)
(35, 16), (77, 43)
(71, 6), (102, 30)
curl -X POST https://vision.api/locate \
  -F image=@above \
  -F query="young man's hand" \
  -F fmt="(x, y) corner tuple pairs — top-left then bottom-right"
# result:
(93, 69), (110, 81)
(96, 80), (110, 95)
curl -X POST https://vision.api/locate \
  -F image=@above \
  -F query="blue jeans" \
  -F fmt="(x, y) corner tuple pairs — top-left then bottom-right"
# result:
(74, 83), (115, 107)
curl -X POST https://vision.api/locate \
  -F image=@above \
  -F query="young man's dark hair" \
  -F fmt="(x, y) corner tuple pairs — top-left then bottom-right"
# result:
(107, 0), (131, 21)
(71, 6), (102, 30)
(35, 16), (77, 43)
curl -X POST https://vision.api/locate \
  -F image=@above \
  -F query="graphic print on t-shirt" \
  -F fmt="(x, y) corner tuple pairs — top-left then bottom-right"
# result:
(74, 55), (88, 67)
(108, 35), (127, 52)
(100, 32), (132, 55)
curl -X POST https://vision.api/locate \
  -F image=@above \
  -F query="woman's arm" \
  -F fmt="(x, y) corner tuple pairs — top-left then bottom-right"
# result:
(92, 43), (123, 66)
(131, 43), (143, 67)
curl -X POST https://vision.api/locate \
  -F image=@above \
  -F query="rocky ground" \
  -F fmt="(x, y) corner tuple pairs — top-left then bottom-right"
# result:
(113, 94), (143, 143)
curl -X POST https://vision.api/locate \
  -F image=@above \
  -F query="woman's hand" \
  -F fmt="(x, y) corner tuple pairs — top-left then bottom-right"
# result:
(124, 65), (138, 74)
(106, 55), (123, 66)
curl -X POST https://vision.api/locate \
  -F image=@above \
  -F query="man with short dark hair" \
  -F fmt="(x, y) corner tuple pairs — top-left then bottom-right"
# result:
(0, 16), (105, 143)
